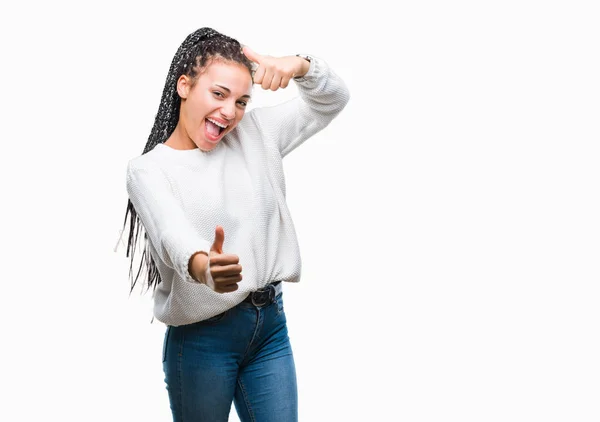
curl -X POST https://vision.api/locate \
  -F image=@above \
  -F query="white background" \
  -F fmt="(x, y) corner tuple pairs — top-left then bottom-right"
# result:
(1, 0), (599, 421)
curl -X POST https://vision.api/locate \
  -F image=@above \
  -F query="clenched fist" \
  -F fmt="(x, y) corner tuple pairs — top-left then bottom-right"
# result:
(242, 46), (310, 91)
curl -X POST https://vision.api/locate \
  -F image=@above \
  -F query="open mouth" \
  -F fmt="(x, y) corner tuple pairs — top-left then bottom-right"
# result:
(205, 117), (229, 142)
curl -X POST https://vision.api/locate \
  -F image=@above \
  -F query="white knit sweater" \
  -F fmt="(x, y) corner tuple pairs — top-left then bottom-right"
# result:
(126, 56), (350, 326)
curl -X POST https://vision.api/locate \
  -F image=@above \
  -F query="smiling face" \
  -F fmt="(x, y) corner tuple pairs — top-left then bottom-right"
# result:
(174, 59), (253, 151)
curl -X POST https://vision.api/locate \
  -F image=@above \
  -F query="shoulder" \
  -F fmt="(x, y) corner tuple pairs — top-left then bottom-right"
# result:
(127, 144), (168, 174)
(236, 108), (262, 131)
(125, 145), (175, 194)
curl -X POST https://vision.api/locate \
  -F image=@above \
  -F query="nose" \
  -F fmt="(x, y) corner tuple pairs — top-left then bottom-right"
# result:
(220, 101), (236, 120)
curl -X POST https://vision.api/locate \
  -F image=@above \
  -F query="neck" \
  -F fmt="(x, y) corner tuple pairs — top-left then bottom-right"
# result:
(165, 123), (198, 151)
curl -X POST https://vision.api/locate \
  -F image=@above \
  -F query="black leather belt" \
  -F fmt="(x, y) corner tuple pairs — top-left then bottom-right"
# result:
(243, 281), (281, 307)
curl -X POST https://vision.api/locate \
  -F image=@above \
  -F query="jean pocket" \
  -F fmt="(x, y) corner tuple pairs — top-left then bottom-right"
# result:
(276, 294), (284, 315)
(162, 326), (171, 363)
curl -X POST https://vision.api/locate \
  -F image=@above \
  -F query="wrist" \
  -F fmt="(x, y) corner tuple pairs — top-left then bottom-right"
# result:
(189, 251), (208, 283)
(294, 54), (311, 78)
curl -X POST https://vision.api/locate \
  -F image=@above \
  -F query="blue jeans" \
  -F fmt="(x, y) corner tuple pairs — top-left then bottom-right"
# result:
(162, 292), (298, 421)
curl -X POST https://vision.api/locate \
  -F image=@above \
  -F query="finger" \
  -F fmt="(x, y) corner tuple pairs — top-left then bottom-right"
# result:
(280, 76), (291, 89)
(211, 264), (242, 277)
(209, 253), (240, 266)
(253, 65), (265, 85)
(210, 225), (224, 254)
(270, 74), (282, 91)
(242, 45), (263, 64)
(261, 68), (274, 90)
(215, 283), (240, 294)
(213, 273), (243, 285)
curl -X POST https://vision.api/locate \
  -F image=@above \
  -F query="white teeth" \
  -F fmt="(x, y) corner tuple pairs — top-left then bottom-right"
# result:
(207, 118), (228, 129)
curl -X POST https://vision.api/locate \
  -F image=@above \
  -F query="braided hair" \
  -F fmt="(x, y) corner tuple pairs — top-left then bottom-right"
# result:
(122, 27), (254, 292)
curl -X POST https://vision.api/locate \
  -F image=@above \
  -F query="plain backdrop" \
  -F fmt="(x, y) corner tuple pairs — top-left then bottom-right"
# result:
(1, 0), (599, 421)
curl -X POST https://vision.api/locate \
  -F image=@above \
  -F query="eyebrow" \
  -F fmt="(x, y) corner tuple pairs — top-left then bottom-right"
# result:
(215, 84), (251, 99)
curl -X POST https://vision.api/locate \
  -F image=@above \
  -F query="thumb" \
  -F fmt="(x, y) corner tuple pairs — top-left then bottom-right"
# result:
(242, 45), (262, 64)
(210, 225), (224, 254)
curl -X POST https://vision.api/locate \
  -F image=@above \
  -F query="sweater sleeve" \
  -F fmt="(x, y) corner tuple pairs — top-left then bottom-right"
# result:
(247, 55), (350, 158)
(126, 160), (211, 284)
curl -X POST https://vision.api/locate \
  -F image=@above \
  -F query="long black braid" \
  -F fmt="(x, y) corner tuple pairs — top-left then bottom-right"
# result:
(122, 27), (254, 293)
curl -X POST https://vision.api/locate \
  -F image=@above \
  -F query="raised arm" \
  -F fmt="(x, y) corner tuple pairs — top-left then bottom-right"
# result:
(242, 48), (350, 157)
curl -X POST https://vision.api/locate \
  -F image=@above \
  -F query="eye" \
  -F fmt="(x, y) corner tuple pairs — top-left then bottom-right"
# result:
(213, 91), (225, 98)
(237, 100), (248, 108)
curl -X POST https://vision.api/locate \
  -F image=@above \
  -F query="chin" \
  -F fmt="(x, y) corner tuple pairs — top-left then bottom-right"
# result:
(197, 128), (228, 151)
(197, 140), (220, 152)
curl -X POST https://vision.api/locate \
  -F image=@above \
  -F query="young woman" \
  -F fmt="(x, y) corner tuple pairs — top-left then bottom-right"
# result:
(122, 27), (349, 421)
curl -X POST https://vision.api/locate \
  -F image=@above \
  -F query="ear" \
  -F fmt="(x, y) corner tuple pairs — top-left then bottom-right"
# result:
(177, 74), (192, 99)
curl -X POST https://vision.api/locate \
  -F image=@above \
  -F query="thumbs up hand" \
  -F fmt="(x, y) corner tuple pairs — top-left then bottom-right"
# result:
(190, 226), (242, 293)
(242, 45), (310, 91)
